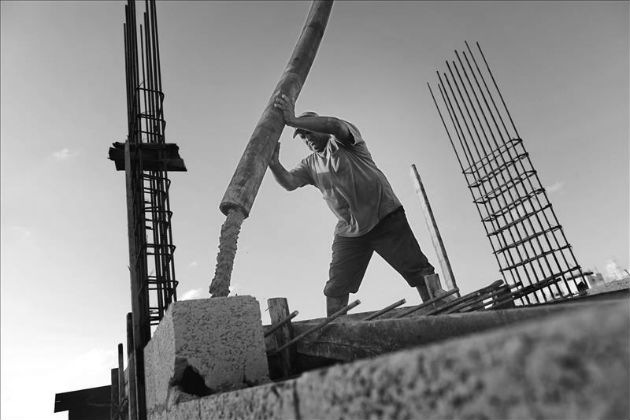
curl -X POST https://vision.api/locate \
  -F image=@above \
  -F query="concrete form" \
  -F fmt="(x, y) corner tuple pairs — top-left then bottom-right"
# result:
(143, 296), (269, 415)
(150, 300), (629, 420)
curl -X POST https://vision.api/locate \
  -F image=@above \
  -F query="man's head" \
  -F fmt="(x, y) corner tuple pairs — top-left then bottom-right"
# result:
(293, 111), (330, 153)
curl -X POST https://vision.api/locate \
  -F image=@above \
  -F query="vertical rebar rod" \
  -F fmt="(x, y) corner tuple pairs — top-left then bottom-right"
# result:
(140, 22), (163, 317)
(427, 83), (464, 169)
(460, 48), (566, 297)
(466, 43), (582, 297)
(448, 56), (529, 298)
(123, 1), (149, 418)
(147, 0), (164, 316)
(449, 57), (542, 301)
(435, 78), (527, 302)
(476, 42), (520, 139)
(439, 71), (531, 303)
(441, 67), (529, 301)
(460, 52), (561, 298)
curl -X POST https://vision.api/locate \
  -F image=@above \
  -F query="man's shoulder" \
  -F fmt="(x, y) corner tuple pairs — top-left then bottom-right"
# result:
(338, 120), (366, 147)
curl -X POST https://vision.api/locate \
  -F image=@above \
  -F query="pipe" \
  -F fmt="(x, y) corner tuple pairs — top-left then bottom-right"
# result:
(362, 299), (406, 321)
(210, 1), (334, 297)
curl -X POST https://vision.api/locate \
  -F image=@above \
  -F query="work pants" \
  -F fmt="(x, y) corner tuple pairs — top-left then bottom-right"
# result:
(324, 207), (434, 316)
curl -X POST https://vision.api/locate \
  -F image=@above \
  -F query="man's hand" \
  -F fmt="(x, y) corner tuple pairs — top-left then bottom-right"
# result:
(274, 93), (296, 126)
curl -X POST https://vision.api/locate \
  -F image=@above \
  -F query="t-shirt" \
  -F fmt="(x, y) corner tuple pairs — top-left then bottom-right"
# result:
(289, 121), (402, 237)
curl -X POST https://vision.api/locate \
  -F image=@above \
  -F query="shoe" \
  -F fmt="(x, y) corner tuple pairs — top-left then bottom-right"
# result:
(424, 273), (458, 302)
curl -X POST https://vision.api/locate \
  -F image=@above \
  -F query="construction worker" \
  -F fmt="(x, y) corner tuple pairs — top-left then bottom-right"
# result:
(270, 93), (439, 316)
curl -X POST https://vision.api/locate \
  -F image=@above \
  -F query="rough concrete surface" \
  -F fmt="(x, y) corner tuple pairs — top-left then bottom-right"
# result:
(167, 399), (201, 420)
(148, 399), (201, 420)
(296, 301), (629, 420)
(144, 303), (176, 413)
(177, 300), (628, 420)
(144, 296), (269, 413)
(587, 278), (630, 296)
(210, 209), (246, 297)
(198, 379), (296, 419)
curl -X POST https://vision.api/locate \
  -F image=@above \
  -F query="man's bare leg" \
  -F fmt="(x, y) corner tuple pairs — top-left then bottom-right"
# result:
(415, 282), (431, 302)
(326, 294), (349, 316)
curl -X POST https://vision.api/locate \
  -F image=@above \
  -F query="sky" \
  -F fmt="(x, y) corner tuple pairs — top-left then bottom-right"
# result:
(1, 1), (628, 419)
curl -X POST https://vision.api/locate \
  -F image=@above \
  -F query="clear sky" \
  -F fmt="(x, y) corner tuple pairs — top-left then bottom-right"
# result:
(1, 1), (628, 419)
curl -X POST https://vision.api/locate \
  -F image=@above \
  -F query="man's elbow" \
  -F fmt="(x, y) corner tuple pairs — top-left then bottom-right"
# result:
(275, 177), (298, 191)
(282, 182), (298, 192)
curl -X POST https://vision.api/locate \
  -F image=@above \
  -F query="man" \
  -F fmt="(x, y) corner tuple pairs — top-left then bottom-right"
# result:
(270, 93), (438, 316)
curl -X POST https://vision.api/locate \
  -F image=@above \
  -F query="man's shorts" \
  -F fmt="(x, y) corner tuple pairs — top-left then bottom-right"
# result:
(323, 207), (435, 297)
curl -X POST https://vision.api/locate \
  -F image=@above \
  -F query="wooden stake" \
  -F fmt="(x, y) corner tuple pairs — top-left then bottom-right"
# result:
(117, 343), (125, 417)
(110, 368), (120, 420)
(267, 298), (296, 378)
(410, 164), (458, 293)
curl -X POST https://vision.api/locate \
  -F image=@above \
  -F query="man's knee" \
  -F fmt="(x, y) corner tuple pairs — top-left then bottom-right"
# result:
(324, 281), (345, 297)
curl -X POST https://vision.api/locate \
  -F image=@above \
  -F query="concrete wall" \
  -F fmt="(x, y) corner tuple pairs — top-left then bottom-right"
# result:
(153, 300), (629, 420)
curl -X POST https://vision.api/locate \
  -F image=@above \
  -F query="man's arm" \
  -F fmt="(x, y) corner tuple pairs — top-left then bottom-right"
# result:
(274, 94), (354, 144)
(268, 143), (302, 191)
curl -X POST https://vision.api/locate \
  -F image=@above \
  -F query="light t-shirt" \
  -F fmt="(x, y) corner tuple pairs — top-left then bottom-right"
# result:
(289, 121), (402, 237)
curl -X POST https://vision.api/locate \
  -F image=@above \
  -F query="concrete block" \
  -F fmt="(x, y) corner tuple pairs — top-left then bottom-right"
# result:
(144, 296), (269, 412)
(198, 380), (296, 420)
(148, 400), (201, 420)
(167, 399), (201, 420)
(146, 408), (167, 420)
(295, 301), (629, 420)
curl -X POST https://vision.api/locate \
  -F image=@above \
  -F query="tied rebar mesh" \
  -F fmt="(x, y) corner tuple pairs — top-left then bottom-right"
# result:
(124, 0), (178, 330)
(428, 42), (590, 305)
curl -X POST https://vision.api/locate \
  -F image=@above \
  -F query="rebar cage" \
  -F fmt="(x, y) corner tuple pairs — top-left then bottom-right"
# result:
(123, 0), (178, 329)
(428, 42), (590, 305)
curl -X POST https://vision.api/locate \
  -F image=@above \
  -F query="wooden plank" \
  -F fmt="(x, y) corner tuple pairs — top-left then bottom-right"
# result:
(110, 368), (119, 420)
(267, 298), (295, 379)
(108, 142), (187, 172)
(126, 313), (137, 420)
(117, 344), (125, 418)
(410, 164), (458, 293)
